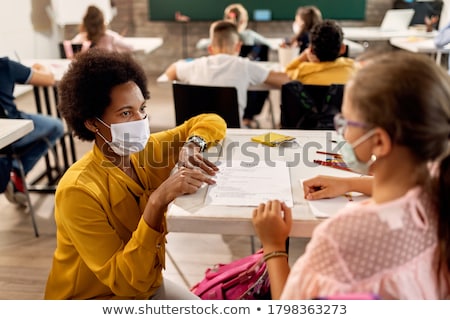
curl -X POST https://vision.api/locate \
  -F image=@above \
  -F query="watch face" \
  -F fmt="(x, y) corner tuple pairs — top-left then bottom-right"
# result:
(188, 136), (206, 151)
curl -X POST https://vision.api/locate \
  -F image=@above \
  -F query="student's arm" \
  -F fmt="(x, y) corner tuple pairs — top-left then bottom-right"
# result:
(165, 62), (179, 81)
(248, 30), (275, 49)
(435, 21), (450, 47)
(303, 175), (373, 200)
(110, 30), (134, 53)
(252, 200), (292, 300)
(264, 70), (291, 88)
(28, 64), (55, 87)
(71, 32), (86, 43)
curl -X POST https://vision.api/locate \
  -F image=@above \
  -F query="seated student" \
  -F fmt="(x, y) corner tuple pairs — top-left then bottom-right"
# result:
(71, 5), (133, 54)
(194, 3), (274, 128)
(285, 5), (322, 53)
(252, 51), (450, 299)
(0, 57), (64, 205)
(197, 3), (274, 50)
(285, 20), (355, 85)
(224, 3), (273, 48)
(165, 20), (290, 127)
(224, 3), (272, 128)
(45, 49), (226, 299)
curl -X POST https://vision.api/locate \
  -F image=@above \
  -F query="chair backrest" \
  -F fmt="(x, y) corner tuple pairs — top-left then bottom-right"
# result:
(239, 45), (269, 61)
(58, 41), (91, 59)
(0, 104), (7, 119)
(280, 80), (344, 130)
(172, 82), (241, 128)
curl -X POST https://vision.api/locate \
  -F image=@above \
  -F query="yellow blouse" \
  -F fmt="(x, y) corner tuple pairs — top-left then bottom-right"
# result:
(45, 114), (226, 299)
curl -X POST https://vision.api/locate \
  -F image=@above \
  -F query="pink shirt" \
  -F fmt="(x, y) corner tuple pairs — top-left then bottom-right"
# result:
(72, 30), (133, 53)
(281, 187), (449, 299)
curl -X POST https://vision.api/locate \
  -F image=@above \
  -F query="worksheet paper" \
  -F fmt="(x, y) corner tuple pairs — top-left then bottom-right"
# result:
(307, 193), (369, 218)
(205, 160), (293, 207)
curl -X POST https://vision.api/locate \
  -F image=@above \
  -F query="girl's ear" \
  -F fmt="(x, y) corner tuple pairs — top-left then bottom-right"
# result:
(371, 127), (392, 158)
(84, 119), (98, 133)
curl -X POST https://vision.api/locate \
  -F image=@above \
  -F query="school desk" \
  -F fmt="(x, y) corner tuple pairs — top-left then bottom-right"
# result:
(342, 27), (437, 42)
(0, 119), (34, 150)
(196, 37), (365, 59)
(389, 37), (450, 65)
(196, 37), (282, 51)
(123, 37), (164, 54)
(166, 128), (363, 238)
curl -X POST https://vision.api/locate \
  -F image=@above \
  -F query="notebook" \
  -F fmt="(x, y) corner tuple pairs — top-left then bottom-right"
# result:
(380, 9), (415, 31)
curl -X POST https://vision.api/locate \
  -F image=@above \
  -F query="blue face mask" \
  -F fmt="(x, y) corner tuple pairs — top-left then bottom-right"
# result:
(339, 129), (377, 175)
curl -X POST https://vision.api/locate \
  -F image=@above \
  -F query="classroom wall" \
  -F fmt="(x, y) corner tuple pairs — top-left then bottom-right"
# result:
(109, 0), (395, 75)
(0, 0), (58, 59)
(3, 0), (444, 74)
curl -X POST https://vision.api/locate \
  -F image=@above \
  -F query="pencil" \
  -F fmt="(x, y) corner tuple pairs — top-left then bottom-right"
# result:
(313, 159), (352, 172)
(316, 150), (342, 158)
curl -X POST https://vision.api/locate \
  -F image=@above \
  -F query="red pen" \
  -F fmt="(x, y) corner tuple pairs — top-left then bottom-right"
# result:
(316, 150), (342, 158)
(313, 159), (352, 172)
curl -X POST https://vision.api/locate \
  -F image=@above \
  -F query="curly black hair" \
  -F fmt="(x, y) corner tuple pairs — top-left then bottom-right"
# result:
(58, 49), (149, 141)
(309, 20), (343, 62)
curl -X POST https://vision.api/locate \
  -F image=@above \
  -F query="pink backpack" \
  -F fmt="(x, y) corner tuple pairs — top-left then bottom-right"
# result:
(191, 249), (270, 300)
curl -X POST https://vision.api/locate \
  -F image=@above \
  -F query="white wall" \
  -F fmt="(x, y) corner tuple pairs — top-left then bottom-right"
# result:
(0, 0), (59, 59)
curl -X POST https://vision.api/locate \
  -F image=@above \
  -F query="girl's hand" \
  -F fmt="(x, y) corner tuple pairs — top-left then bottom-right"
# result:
(252, 200), (292, 252)
(303, 175), (350, 200)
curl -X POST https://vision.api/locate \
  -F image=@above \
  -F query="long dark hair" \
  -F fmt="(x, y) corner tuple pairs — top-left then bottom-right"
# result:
(81, 5), (106, 45)
(292, 6), (322, 45)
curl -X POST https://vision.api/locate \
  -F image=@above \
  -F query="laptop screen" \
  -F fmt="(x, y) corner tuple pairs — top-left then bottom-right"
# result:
(380, 9), (415, 31)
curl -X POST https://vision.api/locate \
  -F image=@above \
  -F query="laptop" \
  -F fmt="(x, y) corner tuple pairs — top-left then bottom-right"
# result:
(380, 9), (415, 31)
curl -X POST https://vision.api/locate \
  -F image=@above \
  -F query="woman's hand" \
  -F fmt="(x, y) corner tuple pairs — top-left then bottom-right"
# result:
(252, 200), (292, 252)
(144, 167), (216, 230)
(157, 166), (215, 205)
(178, 142), (218, 176)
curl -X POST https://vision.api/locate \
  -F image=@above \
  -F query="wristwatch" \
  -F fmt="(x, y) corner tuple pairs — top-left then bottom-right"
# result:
(186, 135), (207, 152)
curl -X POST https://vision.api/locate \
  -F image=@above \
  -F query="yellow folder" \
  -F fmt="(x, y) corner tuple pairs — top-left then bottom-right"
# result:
(251, 132), (296, 147)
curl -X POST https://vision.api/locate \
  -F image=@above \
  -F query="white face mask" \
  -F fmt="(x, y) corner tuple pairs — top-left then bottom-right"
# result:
(339, 129), (377, 175)
(96, 117), (150, 156)
(292, 22), (300, 35)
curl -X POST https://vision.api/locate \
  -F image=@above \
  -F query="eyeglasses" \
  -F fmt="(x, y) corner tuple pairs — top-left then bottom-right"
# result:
(333, 113), (369, 136)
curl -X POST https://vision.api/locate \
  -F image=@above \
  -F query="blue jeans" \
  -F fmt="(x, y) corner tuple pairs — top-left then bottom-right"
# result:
(11, 113), (64, 175)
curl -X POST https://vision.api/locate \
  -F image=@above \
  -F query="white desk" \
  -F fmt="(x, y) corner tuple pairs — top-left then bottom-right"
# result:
(389, 37), (450, 64)
(14, 59), (72, 96)
(21, 58), (71, 82)
(124, 37), (163, 54)
(167, 128), (361, 238)
(196, 37), (364, 59)
(196, 37), (281, 51)
(0, 119), (34, 149)
(342, 27), (437, 42)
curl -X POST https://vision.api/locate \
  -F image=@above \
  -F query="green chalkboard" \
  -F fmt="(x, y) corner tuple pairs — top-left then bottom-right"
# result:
(149, 1), (366, 21)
